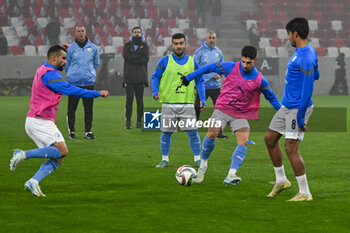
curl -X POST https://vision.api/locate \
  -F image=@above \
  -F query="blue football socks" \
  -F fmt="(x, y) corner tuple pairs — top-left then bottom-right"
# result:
(187, 130), (201, 156)
(201, 136), (216, 160)
(25, 146), (61, 159)
(230, 144), (247, 170)
(32, 159), (60, 182)
(160, 132), (172, 156)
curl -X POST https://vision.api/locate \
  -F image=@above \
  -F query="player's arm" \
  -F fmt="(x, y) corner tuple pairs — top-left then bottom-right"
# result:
(42, 71), (103, 98)
(260, 76), (281, 111)
(297, 58), (317, 128)
(185, 61), (235, 82)
(151, 57), (168, 99)
(212, 50), (225, 80)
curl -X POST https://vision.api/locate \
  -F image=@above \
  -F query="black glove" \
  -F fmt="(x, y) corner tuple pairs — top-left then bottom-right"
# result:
(178, 72), (190, 86)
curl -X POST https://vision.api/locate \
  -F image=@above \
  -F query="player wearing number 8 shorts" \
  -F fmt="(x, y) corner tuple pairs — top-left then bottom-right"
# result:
(264, 18), (319, 202)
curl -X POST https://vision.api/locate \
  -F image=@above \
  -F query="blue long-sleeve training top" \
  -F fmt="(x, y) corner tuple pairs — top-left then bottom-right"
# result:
(186, 61), (282, 110)
(42, 62), (100, 98)
(282, 43), (319, 126)
(152, 53), (206, 104)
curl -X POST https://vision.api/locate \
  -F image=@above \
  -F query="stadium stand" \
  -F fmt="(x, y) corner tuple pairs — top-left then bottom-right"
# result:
(3, 0), (349, 57)
(240, 0), (350, 57)
(1, 0), (202, 56)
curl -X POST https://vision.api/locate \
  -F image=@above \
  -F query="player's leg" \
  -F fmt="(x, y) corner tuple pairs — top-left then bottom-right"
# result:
(223, 118), (249, 186)
(82, 85), (95, 139)
(10, 118), (64, 171)
(13, 118), (68, 197)
(178, 103), (202, 167)
(125, 83), (134, 129)
(285, 107), (313, 201)
(25, 141), (68, 197)
(194, 89), (201, 120)
(67, 95), (80, 139)
(186, 130), (201, 167)
(156, 104), (176, 168)
(156, 132), (172, 168)
(265, 107), (291, 197)
(193, 109), (226, 183)
(134, 83), (145, 128)
(193, 125), (221, 183)
(210, 88), (228, 139)
(284, 139), (312, 201)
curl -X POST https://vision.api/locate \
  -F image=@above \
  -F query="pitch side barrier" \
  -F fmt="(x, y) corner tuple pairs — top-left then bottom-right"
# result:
(1, 56), (350, 96)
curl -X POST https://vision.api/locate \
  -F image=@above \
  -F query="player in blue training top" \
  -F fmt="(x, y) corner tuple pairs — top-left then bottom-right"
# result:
(152, 33), (206, 168)
(182, 45), (281, 185)
(264, 18), (319, 202)
(9, 45), (109, 197)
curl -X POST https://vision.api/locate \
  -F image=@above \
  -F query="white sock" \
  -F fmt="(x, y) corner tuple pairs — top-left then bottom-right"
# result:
(200, 159), (208, 168)
(228, 168), (237, 177)
(296, 174), (311, 196)
(161, 155), (169, 162)
(274, 165), (287, 183)
(194, 155), (200, 162)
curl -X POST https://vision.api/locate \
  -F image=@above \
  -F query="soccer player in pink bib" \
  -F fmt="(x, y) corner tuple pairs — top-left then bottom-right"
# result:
(9, 45), (109, 197)
(182, 45), (281, 185)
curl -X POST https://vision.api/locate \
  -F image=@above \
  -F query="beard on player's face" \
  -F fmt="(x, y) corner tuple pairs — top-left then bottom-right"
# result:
(174, 48), (185, 57)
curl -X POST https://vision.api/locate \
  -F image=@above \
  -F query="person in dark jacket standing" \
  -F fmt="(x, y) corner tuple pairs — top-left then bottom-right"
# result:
(65, 25), (100, 140)
(0, 28), (8, 55)
(329, 52), (348, 95)
(123, 26), (150, 129)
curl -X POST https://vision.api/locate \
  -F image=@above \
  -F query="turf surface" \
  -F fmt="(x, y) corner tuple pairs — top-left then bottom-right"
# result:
(0, 96), (349, 233)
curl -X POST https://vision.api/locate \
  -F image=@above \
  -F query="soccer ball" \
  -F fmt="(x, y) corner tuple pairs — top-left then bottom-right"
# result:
(175, 165), (197, 186)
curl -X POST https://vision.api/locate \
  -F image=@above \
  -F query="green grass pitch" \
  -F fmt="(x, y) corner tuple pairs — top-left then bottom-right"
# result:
(0, 95), (349, 233)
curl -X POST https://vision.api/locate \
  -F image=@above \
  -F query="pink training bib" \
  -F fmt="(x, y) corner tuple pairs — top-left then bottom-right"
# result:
(27, 64), (63, 122)
(215, 62), (262, 120)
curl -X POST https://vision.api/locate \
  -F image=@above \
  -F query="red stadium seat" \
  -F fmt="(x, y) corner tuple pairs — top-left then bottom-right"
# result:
(271, 38), (282, 48)
(315, 47), (326, 57)
(333, 38), (344, 48)
(258, 20), (269, 33)
(159, 28), (170, 37)
(332, 4), (343, 14)
(11, 46), (23, 55)
(312, 12), (323, 22)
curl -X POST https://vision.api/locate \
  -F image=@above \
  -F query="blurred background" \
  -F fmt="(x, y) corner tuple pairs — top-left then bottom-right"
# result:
(0, 0), (349, 96)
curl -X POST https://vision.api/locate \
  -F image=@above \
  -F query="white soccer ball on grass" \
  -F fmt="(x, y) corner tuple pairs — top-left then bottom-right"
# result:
(175, 165), (197, 186)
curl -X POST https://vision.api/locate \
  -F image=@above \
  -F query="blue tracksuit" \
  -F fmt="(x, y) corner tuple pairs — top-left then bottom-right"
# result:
(281, 44), (319, 126)
(193, 41), (224, 89)
(65, 40), (99, 86)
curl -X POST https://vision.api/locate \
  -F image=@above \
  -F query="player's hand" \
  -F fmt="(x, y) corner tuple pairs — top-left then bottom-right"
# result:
(299, 125), (307, 132)
(100, 90), (109, 98)
(200, 101), (206, 111)
(62, 44), (69, 50)
(154, 93), (159, 100)
(212, 74), (221, 80)
(180, 75), (190, 86)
